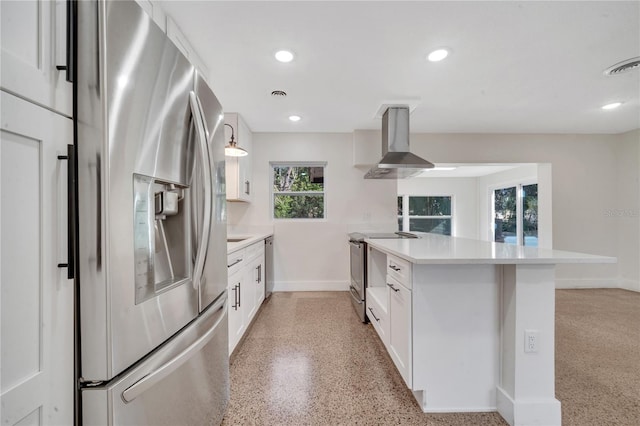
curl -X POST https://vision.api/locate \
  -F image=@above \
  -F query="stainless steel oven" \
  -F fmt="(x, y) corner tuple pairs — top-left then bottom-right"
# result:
(348, 232), (417, 322)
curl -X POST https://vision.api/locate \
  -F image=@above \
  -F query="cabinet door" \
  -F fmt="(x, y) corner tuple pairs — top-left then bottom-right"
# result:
(246, 256), (264, 322)
(227, 268), (245, 354)
(255, 257), (265, 307)
(1, 92), (74, 425)
(388, 278), (412, 388)
(237, 117), (253, 201)
(242, 258), (257, 326)
(1, 0), (72, 116)
(224, 113), (253, 202)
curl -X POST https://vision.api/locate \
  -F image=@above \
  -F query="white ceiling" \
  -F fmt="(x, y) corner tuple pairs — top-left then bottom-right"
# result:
(162, 1), (640, 134)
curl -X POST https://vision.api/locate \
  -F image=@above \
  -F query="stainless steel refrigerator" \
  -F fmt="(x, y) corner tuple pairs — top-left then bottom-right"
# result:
(75, 1), (229, 424)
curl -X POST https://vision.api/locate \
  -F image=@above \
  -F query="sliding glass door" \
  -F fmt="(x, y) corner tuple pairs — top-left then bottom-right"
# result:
(493, 183), (538, 246)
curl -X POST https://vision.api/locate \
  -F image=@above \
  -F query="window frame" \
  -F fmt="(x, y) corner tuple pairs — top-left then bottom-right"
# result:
(397, 194), (454, 236)
(489, 179), (537, 246)
(270, 161), (327, 221)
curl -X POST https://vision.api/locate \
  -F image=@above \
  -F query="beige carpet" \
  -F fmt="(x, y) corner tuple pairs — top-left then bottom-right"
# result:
(222, 289), (639, 425)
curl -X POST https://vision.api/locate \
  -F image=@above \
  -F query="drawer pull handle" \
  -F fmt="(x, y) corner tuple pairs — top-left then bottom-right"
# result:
(368, 307), (380, 322)
(227, 258), (243, 268)
(387, 283), (400, 292)
(389, 265), (401, 272)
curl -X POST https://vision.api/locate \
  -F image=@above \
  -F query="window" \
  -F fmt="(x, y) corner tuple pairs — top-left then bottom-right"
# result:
(397, 195), (452, 235)
(271, 163), (326, 219)
(493, 183), (538, 246)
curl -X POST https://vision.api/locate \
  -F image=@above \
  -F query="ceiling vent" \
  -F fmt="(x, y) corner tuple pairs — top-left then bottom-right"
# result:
(271, 90), (287, 97)
(604, 57), (640, 76)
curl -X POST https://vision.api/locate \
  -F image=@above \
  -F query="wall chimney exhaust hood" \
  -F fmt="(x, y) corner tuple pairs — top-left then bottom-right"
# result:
(364, 107), (434, 179)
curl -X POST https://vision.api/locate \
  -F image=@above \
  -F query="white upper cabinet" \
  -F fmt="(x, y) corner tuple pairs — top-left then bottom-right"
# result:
(225, 113), (253, 203)
(1, 0), (72, 116)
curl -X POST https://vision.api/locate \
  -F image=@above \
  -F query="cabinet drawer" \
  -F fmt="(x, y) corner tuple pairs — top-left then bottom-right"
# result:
(366, 287), (389, 346)
(245, 240), (264, 262)
(387, 254), (412, 288)
(227, 250), (245, 276)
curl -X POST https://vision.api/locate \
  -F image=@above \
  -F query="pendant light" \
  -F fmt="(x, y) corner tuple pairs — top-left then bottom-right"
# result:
(224, 123), (248, 157)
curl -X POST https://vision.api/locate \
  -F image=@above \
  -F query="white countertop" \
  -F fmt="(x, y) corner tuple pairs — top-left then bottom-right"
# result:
(365, 234), (616, 265)
(227, 232), (273, 254)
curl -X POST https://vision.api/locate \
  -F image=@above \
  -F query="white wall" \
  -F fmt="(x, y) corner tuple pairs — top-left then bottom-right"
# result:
(227, 133), (396, 291)
(397, 178), (479, 239)
(615, 129), (640, 291)
(409, 133), (621, 288)
(232, 130), (638, 291)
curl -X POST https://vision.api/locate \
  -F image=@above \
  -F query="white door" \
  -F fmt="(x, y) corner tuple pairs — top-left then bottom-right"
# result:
(227, 268), (245, 353)
(1, 92), (74, 425)
(243, 257), (258, 323)
(389, 279), (412, 388)
(0, 0), (72, 116)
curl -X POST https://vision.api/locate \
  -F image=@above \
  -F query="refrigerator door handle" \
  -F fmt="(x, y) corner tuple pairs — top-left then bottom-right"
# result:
(188, 92), (213, 291)
(121, 295), (226, 403)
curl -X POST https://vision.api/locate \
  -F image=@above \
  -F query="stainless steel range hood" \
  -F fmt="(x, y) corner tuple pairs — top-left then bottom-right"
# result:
(364, 107), (434, 179)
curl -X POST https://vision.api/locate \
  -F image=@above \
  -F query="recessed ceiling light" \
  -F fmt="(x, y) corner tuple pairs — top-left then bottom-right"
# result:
(289, 115), (301, 122)
(601, 102), (622, 110)
(275, 50), (294, 63)
(427, 48), (449, 62)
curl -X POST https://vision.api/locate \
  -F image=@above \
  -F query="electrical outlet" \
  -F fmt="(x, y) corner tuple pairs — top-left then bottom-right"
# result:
(525, 330), (539, 353)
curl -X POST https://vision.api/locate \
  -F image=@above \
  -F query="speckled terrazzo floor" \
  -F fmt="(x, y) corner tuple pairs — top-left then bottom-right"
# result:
(222, 289), (640, 426)
(555, 289), (640, 426)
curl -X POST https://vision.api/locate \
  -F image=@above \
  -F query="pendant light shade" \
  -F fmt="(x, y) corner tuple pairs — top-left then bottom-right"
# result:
(224, 123), (248, 157)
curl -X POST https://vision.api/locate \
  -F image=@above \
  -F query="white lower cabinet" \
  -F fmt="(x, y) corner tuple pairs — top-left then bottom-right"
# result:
(387, 276), (412, 388)
(1, 92), (74, 426)
(367, 249), (413, 389)
(366, 287), (389, 345)
(227, 240), (266, 354)
(227, 266), (245, 354)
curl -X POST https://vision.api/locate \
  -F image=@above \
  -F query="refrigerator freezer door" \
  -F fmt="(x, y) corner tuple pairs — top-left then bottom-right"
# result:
(82, 295), (229, 426)
(77, 0), (204, 381)
(194, 73), (229, 312)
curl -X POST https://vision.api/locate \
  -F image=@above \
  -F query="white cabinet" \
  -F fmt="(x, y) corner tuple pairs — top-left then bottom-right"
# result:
(227, 250), (246, 353)
(227, 240), (266, 354)
(1, 0), (72, 116)
(387, 276), (412, 388)
(1, 92), (74, 426)
(245, 242), (265, 321)
(367, 249), (413, 388)
(224, 113), (253, 202)
(366, 286), (389, 344)
(227, 266), (245, 354)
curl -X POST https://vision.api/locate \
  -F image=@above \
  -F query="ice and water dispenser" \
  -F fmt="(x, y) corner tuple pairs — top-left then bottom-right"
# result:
(133, 174), (191, 303)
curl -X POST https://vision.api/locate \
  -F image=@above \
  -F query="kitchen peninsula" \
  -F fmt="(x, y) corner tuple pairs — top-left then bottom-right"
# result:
(365, 234), (615, 426)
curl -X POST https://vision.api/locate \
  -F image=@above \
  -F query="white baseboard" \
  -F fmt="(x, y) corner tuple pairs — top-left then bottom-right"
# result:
(618, 278), (640, 292)
(496, 386), (561, 426)
(273, 280), (349, 292)
(555, 278), (618, 289)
